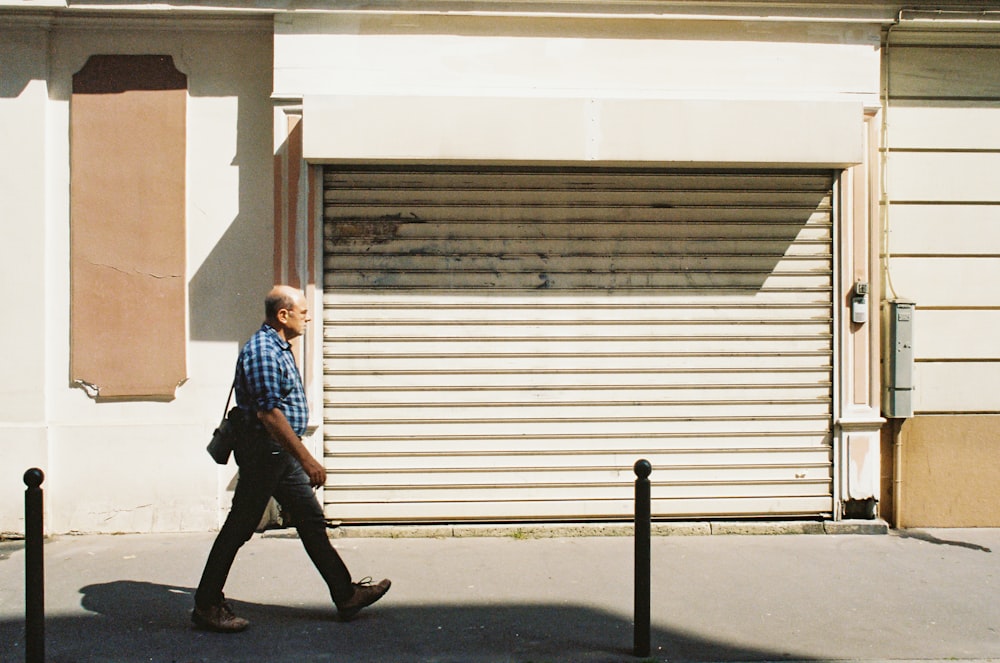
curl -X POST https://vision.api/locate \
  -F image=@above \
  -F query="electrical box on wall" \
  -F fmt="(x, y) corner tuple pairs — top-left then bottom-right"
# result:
(882, 299), (915, 418)
(851, 281), (869, 324)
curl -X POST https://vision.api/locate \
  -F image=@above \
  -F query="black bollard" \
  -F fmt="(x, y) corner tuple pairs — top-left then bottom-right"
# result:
(24, 468), (44, 663)
(633, 459), (651, 658)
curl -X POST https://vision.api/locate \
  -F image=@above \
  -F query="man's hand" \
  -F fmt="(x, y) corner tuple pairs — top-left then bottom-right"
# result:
(300, 455), (328, 487)
(257, 407), (326, 486)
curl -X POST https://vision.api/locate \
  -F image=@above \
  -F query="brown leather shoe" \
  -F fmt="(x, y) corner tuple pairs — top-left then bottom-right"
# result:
(191, 600), (249, 633)
(337, 577), (391, 621)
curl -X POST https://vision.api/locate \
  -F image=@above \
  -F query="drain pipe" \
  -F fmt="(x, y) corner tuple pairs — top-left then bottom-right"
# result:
(892, 418), (905, 527)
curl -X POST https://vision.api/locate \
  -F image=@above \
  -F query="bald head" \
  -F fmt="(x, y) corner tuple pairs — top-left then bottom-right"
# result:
(265, 285), (302, 320)
(265, 285), (310, 341)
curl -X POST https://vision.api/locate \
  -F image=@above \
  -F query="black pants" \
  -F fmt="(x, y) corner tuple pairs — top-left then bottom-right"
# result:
(194, 432), (353, 609)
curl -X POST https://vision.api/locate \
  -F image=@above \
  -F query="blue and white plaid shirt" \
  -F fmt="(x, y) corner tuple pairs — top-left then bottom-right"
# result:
(234, 324), (309, 437)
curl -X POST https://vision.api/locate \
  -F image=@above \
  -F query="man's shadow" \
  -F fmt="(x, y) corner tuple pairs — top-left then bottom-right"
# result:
(47, 579), (811, 662)
(79, 579), (332, 627)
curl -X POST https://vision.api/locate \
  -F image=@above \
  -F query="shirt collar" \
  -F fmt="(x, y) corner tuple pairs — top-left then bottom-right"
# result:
(261, 323), (292, 351)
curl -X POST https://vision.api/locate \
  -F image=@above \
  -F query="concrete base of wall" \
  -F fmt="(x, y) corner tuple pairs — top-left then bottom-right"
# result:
(894, 414), (1000, 527)
(309, 520), (890, 539)
(0, 426), (48, 537)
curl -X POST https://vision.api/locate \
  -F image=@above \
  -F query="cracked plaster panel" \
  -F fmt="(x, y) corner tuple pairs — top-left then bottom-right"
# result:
(70, 55), (187, 399)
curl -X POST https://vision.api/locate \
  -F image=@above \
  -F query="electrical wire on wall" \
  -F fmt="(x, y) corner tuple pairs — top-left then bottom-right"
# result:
(879, 10), (901, 301)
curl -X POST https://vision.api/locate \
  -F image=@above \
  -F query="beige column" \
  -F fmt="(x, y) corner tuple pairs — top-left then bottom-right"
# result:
(272, 100), (326, 516)
(835, 110), (886, 519)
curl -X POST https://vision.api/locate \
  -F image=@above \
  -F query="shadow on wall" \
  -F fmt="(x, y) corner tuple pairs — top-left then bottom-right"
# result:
(0, 579), (813, 663)
(187, 34), (275, 344)
(189, 213), (274, 344)
(0, 30), (40, 99)
(281, 9), (879, 46)
(0, 72), (32, 99)
(324, 168), (831, 295)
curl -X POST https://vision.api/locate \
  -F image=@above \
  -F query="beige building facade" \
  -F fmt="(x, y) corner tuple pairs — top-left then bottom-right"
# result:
(882, 17), (1000, 526)
(0, 0), (996, 534)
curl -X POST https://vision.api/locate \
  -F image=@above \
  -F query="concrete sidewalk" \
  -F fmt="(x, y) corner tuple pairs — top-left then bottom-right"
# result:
(0, 525), (997, 663)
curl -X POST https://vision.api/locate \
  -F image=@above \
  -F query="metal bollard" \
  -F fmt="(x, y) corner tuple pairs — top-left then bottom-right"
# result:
(24, 468), (44, 663)
(633, 459), (651, 658)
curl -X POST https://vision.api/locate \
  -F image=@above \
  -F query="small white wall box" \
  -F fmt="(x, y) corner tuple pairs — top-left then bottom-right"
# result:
(882, 299), (915, 418)
(852, 282), (868, 324)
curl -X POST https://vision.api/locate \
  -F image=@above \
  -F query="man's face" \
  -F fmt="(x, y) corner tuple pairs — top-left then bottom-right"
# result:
(280, 295), (310, 340)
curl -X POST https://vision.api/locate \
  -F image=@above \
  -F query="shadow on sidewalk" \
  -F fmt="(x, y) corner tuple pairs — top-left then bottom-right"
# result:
(0, 579), (815, 663)
(895, 530), (993, 553)
(0, 540), (24, 562)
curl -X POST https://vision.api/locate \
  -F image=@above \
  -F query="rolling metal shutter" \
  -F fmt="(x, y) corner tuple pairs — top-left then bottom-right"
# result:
(322, 167), (834, 523)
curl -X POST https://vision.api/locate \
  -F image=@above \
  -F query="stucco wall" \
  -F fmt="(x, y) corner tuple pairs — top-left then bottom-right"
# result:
(0, 26), (53, 533)
(896, 415), (1000, 527)
(0, 17), (275, 534)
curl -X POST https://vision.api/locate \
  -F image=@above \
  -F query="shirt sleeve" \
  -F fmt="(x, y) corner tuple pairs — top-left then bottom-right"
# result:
(242, 341), (286, 413)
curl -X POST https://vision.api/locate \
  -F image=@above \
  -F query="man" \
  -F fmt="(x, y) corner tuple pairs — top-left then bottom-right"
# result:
(193, 285), (390, 632)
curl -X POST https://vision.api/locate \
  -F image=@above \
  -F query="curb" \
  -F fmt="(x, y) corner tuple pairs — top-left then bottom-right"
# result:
(305, 520), (891, 540)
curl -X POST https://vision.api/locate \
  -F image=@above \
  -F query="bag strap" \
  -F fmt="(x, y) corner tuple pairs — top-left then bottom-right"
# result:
(221, 353), (242, 420)
(221, 360), (237, 420)
(222, 382), (236, 419)
(221, 381), (235, 420)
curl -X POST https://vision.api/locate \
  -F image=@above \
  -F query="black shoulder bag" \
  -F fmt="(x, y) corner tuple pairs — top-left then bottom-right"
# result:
(206, 381), (238, 465)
